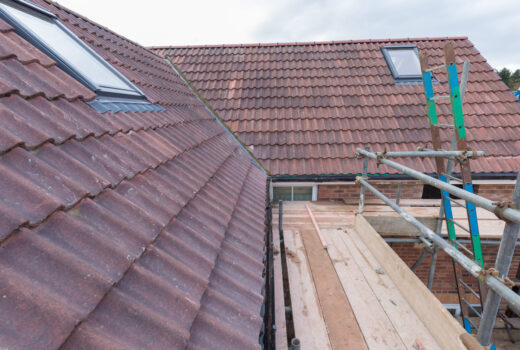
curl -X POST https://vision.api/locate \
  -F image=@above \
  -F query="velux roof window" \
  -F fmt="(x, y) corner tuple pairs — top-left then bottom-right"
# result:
(0, 0), (145, 100)
(381, 45), (422, 82)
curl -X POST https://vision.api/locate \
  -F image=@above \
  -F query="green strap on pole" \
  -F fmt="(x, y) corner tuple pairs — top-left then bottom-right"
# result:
(446, 64), (466, 139)
(422, 71), (438, 125)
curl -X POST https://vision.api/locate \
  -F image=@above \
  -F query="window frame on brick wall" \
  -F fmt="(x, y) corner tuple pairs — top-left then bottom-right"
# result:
(270, 182), (317, 201)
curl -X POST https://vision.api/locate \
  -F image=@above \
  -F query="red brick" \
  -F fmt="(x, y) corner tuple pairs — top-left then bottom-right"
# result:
(393, 242), (520, 298)
(317, 181), (423, 201)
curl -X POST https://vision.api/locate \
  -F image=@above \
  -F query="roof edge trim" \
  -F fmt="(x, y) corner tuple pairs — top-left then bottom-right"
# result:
(269, 172), (519, 182)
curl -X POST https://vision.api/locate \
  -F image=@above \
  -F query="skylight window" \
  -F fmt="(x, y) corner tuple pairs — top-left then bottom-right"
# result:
(381, 45), (422, 81)
(0, 0), (144, 99)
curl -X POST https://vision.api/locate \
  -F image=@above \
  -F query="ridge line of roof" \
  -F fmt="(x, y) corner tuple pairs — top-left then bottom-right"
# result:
(149, 36), (469, 50)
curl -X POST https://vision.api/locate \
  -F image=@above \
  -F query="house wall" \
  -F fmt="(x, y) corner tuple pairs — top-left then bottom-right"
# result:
(317, 181), (424, 201)
(392, 241), (520, 304)
(317, 181), (516, 202)
(476, 183), (515, 201)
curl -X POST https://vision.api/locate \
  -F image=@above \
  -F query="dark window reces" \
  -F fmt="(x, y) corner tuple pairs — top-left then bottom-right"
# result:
(381, 45), (422, 82)
(422, 184), (466, 199)
(0, 0), (145, 100)
(421, 185), (441, 199)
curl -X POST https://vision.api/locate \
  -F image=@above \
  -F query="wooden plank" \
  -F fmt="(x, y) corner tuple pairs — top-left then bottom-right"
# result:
(363, 205), (498, 220)
(363, 214), (503, 239)
(280, 201), (474, 216)
(283, 229), (332, 350)
(364, 216), (437, 235)
(322, 228), (407, 349)
(278, 201), (505, 238)
(305, 205), (328, 249)
(355, 215), (467, 350)
(344, 228), (443, 350)
(273, 229), (287, 350)
(299, 227), (368, 349)
(345, 198), (443, 207)
(442, 219), (504, 239)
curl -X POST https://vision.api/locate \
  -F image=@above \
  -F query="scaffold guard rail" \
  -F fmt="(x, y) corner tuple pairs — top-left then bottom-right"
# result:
(355, 147), (520, 346)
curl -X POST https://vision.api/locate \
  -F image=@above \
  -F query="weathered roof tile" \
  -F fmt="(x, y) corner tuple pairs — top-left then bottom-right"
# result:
(156, 38), (520, 176)
(0, 0), (266, 348)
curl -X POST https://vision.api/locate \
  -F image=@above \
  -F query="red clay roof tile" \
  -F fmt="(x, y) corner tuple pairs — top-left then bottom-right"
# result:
(0, 0), (266, 349)
(156, 38), (520, 176)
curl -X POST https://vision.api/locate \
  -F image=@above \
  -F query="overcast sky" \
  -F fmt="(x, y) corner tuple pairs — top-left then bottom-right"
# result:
(58, 0), (519, 71)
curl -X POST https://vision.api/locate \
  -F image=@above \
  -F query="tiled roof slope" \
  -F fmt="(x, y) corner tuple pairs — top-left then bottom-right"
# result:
(0, 1), (266, 349)
(153, 38), (520, 177)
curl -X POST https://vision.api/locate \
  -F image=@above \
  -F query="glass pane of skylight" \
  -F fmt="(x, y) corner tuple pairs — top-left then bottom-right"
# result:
(0, 1), (140, 95)
(388, 49), (421, 77)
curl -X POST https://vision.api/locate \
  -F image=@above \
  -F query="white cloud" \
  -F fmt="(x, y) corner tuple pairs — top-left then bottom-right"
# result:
(57, 0), (520, 70)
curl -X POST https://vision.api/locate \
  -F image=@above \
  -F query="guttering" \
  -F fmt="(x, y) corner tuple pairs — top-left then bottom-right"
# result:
(269, 172), (518, 182)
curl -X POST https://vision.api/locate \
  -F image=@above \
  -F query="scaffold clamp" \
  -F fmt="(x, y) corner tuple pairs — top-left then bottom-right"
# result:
(493, 201), (516, 221)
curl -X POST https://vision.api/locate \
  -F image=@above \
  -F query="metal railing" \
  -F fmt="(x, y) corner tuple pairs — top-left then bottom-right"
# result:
(355, 147), (520, 346)
(356, 148), (520, 224)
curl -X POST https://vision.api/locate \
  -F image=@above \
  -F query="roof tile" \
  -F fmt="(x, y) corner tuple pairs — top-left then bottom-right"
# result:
(156, 39), (520, 175)
(0, 0), (266, 348)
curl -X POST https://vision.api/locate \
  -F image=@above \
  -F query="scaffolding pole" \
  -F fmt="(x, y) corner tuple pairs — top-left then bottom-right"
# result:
(383, 237), (520, 246)
(374, 150), (484, 159)
(356, 148), (520, 224)
(358, 146), (369, 215)
(356, 177), (520, 315)
(477, 174), (520, 346)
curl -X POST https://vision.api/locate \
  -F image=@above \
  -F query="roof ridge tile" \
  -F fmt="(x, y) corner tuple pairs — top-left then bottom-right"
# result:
(150, 36), (470, 50)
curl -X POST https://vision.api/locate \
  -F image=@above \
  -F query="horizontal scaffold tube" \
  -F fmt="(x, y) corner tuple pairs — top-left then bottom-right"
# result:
(357, 177), (520, 315)
(356, 148), (520, 224)
(378, 150), (485, 158)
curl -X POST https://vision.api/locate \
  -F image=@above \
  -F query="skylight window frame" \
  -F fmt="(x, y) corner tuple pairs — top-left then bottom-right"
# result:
(381, 45), (423, 81)
(0, 0), (146, 100)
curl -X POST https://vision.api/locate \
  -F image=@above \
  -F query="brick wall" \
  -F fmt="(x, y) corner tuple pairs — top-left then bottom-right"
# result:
(316, 182), (515, 202)
(393, 242), (520, 303)
(317, 181), (423, 201)
(476, 184), (515, 201)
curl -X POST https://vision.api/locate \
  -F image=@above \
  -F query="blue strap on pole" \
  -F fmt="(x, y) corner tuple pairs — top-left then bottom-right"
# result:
(463, 318), (472, 333)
